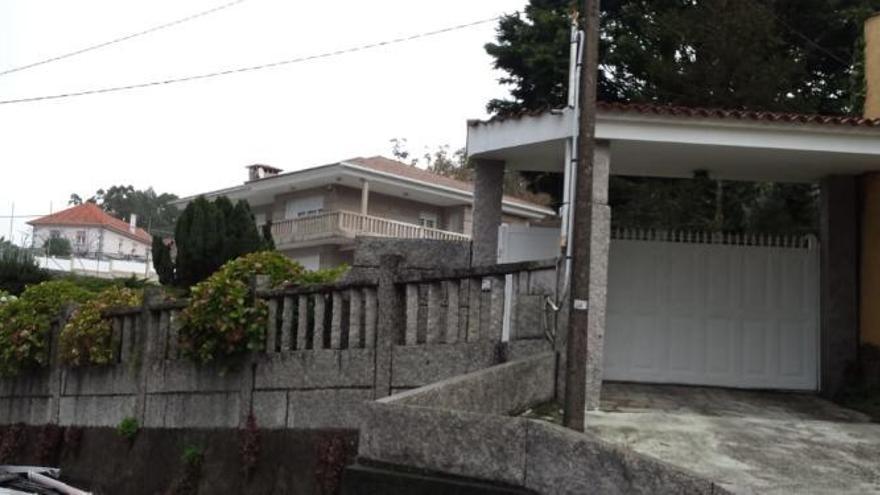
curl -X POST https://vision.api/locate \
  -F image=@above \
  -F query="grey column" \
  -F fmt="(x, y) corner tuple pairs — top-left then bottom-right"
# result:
(472, 159), (505, 266)
(555, 144), (611, 412)
(584, 143), (611, 411)
(819, 176), (860, 398)
(374, 254), (404, 399)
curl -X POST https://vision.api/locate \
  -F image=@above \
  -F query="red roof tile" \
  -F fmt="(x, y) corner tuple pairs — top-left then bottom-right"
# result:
(345, 156), (552, 211)
(27, 203), (152, 244)
(468, 102), (880, 128)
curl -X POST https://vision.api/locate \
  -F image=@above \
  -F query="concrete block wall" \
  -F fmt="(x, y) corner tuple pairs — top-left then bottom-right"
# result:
(0, 258), (557, 431)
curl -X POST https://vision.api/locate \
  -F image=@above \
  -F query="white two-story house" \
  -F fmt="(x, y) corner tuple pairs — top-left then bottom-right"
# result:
(174, 156), (556, 270)
(28, 202), (152, 260)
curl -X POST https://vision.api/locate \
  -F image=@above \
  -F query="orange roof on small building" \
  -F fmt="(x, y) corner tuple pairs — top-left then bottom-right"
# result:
(27, 203), (152, 245)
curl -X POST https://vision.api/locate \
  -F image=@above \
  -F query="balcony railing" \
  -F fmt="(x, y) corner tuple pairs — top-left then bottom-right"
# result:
(270, 211), (470, 246)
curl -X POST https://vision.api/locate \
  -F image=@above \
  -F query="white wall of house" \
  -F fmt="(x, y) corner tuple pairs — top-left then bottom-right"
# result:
(32, 225), (150, 258)
(37, 255), (156, 280)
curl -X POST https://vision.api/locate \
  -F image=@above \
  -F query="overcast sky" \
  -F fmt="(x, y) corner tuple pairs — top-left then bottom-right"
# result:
(0, 0), (527, 244)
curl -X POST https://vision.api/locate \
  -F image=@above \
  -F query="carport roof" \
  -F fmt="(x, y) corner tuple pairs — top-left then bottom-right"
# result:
(469, 102), (880, 128)
(467, 103), (880, 182)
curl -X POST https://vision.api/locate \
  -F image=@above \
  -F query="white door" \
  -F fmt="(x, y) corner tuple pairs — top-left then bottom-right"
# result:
(604, 231), (819, 391)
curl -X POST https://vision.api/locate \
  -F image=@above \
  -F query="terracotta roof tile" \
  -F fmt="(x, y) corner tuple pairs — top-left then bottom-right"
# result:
(345, 156), (551, 211)
(468, 102), (880, 128)
(28, 203), (152, 244)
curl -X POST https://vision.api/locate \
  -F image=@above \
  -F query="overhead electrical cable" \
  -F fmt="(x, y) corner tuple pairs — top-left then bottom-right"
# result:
(0, 14), (503, 106)
(0, 0), (248, 77)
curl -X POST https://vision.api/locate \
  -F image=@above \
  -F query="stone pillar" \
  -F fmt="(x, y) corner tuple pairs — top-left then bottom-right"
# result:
(583, 143), (611, 411)
(472, 159), (505, 266)
(554, 144), (611, 413)
(820, 176), (860, 398)
(374, 254), (404, 399)
(135, 287), (162, 423)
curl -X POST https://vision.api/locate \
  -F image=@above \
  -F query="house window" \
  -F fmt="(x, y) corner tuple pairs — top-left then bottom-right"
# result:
(418, 212), (438, 229)
(286, 196), (324, 219)
(75, 230), (86, 246)
(118, 240), (124, 254)
(49, 230), (61, 239)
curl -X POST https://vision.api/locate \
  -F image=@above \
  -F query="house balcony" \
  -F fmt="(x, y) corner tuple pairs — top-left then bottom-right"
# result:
(269, 210), (470, 249)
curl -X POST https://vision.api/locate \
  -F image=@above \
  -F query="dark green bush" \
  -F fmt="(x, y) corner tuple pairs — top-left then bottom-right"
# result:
(0, 241), (50, 295)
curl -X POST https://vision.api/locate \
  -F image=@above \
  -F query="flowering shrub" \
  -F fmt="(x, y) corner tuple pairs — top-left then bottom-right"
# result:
(58, 287), (142, 367)
(178, 252), (306, 365)
(178, 251), (349, 365)
(0, 281), (91, 376)
(0, 290), (16, 305)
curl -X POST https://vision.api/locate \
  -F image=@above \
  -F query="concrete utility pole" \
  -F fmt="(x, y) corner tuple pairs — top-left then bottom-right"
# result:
(563, 0), (600, 432)
(8, 202), (14, 242)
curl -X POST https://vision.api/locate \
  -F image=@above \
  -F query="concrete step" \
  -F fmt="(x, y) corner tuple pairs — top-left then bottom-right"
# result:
(341, 463), (536, 495)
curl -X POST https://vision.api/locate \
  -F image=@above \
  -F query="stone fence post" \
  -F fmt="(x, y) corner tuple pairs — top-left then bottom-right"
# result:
(134, 286), (162, 423)
(373, 254), (404, 399)
(239, 275), (270, 426)
(46, 304), (76, 425)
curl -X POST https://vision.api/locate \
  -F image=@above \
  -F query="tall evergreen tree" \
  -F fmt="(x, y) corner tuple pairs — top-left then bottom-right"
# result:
(151, 237), (174, 286)
(167, 196), (273, 287)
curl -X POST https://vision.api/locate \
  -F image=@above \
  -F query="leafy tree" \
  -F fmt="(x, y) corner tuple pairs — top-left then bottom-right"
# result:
(69, 185), (180, 236)
(487, 0), (879, 116)
(160, 196), (273, 288)
(45, 237), (72, 257)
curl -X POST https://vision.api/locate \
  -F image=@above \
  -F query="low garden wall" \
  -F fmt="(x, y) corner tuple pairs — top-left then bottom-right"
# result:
(0, 258), (557, 431)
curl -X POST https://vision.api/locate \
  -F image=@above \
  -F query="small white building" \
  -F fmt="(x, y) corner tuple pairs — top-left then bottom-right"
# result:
(28, 203), (152, 260)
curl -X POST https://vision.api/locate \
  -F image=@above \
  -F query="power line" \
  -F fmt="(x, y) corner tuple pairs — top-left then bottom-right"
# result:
(0, 15), (504, 106)
(0, 0), (248, 77)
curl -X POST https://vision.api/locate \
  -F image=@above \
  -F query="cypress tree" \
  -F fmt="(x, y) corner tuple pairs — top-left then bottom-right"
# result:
(170, 196), (270, 287)
(151, 236), (174, 286)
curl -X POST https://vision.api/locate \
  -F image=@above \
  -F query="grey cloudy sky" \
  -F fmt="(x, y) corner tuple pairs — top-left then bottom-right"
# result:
(0, 0), (528, 244)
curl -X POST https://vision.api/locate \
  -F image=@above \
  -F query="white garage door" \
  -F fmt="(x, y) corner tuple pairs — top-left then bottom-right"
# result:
(604, 230), (819, 391)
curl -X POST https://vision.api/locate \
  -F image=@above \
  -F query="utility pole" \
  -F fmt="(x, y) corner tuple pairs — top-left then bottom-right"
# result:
(563, 0), (600, 432)
(7, 202), (14, 242)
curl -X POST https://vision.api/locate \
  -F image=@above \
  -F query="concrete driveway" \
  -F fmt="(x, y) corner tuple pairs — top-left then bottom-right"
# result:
(585, 384), (880, 494)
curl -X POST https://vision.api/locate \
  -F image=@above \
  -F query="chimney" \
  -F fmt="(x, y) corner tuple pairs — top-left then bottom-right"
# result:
(129, 214), (137, 234)
(865, 14), (880, 119)
(247, 164), (282, 181)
